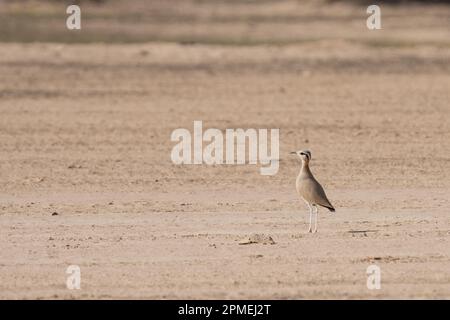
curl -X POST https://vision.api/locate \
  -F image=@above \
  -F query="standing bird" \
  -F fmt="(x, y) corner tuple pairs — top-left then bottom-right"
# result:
(291, 150), (335, 233)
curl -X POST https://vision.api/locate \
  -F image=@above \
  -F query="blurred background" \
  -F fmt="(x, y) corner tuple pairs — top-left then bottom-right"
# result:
(1, 0), (450, 46)
(1, 0), (450, 195)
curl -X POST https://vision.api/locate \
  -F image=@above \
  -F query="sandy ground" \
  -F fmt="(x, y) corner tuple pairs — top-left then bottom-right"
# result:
(1, 1), (450, 299)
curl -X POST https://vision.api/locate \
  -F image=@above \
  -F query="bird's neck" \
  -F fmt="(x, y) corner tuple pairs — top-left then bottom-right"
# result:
(300, 161), (312, 176)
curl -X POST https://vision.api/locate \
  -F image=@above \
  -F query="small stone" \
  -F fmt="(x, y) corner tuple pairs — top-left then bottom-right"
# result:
(239, 234), (276, 245)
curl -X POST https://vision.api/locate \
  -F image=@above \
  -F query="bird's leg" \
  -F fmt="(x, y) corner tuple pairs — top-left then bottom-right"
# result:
(313, 206), (319, 233)
(307, 203), (313, 233)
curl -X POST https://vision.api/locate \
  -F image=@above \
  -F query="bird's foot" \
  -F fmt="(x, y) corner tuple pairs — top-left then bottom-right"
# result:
(308, 228), (312, 233)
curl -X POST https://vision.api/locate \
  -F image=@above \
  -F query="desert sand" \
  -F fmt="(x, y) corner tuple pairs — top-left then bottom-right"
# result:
(0, 0), (449, 299)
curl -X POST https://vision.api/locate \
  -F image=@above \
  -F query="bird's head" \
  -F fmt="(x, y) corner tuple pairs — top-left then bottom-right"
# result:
(290, 149), (311, 163)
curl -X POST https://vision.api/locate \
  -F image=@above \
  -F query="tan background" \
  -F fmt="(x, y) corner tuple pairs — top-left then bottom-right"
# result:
(0, 0), (449, 299)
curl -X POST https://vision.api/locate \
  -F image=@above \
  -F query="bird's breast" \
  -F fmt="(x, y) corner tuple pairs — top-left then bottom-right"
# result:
(296, 175), (316, 202)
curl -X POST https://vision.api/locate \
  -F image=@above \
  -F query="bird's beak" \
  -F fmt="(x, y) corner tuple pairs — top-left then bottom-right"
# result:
(290, 151), (296, 155)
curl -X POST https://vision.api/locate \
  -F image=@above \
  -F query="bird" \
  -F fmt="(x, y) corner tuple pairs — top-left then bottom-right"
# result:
(291, 150), (335, 233)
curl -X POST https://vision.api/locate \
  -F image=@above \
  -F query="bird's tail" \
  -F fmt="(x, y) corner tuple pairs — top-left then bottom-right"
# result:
(320, 204), (335, 212)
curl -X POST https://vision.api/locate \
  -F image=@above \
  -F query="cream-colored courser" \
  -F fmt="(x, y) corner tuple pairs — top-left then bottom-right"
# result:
(291, 150), (335, 233)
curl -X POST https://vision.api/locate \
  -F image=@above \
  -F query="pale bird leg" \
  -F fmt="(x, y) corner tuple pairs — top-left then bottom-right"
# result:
(308, 203), (313, 233)
(313, 205), (318, 233)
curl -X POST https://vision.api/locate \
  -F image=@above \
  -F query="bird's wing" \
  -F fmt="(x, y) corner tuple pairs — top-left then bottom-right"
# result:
(298, 177), (333, 209)
(312, 180), (334, 209)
